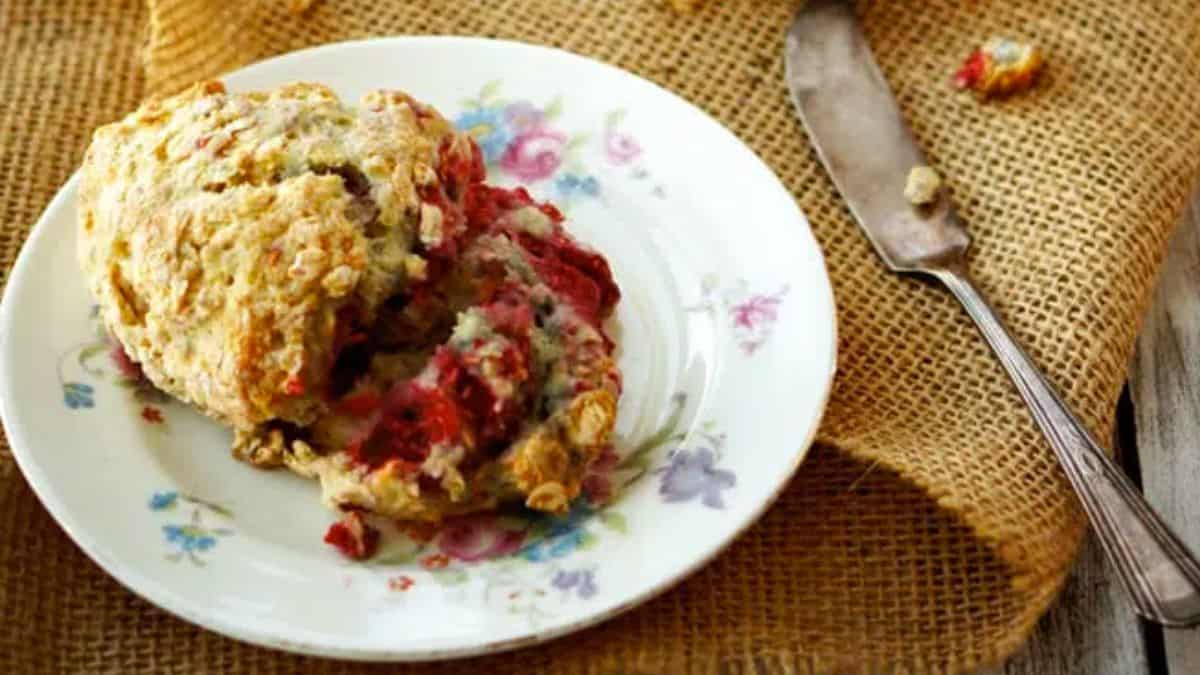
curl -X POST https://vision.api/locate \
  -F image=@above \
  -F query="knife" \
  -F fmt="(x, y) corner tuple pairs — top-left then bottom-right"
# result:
(785, 0), (1200, 627)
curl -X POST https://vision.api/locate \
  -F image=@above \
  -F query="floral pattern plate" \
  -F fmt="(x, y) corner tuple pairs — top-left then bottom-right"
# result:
(0, 38), (836, 661)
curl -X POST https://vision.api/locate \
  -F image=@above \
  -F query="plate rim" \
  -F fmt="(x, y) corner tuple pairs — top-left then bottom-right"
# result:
(0, 35), (838, 661)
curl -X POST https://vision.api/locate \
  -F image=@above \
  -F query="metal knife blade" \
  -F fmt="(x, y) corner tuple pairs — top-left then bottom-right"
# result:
(784, 0), (969, 272)
(786, 1), (1200, 629)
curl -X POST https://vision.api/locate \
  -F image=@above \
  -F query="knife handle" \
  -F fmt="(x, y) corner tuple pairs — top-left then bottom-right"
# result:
(933, 262), (1200, 627)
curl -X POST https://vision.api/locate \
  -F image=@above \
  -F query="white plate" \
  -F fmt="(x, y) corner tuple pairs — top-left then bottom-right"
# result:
(0, 37), (836, 661)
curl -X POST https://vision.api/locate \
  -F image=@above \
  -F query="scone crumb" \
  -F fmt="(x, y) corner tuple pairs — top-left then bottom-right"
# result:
(233, 427), (287, 468)
(904, 166), (942, 206)
(668, 0), (704, 11)
(565, 389), (617, 449)
(526, 482), (570, 513)
(954, 38), (1044, 98)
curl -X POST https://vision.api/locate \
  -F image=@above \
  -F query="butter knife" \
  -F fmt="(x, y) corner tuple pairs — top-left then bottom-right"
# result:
(785, 0), (1200, 627)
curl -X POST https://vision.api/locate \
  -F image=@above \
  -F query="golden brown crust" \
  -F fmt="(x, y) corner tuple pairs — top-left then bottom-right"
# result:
(78, 81), (461, 429)
(505, 388), (617, 514)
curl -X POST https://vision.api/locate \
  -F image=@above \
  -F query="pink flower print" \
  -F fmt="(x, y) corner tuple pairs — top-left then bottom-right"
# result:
(604, 128), (642, 165)
(436, 514), (526, 562)
(730, 293), (782, 331)
(500, 128), (568, 182)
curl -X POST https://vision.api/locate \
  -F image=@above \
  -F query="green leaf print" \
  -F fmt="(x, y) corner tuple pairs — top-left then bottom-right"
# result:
(617, 393), (687, 471)
(576, 531), (598, 552)
(478, 79), (503, 103)
(565, 133), (591, 153)
(543, 96), (564, 121)
(598, 511), (628, 534)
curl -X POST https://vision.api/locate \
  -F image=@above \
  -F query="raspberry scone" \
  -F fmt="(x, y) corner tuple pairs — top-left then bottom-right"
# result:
(78, 81), (622, 555)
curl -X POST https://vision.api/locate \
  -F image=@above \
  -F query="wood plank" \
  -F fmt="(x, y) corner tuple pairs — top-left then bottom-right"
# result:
(1131, 197), (1200, 675)
(973, 389), (1149, 675)
(975, 532), (1149, 675)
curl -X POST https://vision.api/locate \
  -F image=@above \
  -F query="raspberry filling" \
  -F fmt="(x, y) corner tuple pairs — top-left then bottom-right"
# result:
(512, 230), (620, 328)
(320, 137), (619, 559)
(323, 511), (379, 561)
(346, 383), (464, 469)
(341, 286), (538, 473)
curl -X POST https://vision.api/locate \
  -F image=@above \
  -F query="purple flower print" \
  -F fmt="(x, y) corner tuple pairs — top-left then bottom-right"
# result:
(552, 569), (598, 599)
(656, 447), (736, 509)
(504, 101), (545, 133)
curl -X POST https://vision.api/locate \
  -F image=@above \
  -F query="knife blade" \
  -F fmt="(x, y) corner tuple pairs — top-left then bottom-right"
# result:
(783, 0), (1200, 628)
(784, 0), (969, 273)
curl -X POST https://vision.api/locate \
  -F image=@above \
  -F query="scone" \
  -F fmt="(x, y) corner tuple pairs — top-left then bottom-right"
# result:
(79, 81), (457, 430)
(78, 81), (622, 554)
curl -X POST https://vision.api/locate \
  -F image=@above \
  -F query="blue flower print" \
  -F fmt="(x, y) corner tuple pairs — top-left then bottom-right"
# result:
(148, 491), (178, 511)
(554, 173), (600, 201)
(62, 382), (94, 409)
(162, 519), (232, 566)
(455, 107), (512, 163)
(656, 447), (736, 509)
(164, 524), (217, 553)
(521, 524), (586, 562)
(519, 502), (595, 562)
(156, 495), (234, 565)
(552, 569), (598, 599)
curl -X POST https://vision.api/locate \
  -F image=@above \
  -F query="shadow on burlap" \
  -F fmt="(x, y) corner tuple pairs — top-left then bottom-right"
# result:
(2, 0), (1199, 672)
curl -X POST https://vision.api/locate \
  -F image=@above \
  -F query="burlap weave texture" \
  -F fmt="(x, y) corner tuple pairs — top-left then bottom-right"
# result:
(3, 0), (1200, 672)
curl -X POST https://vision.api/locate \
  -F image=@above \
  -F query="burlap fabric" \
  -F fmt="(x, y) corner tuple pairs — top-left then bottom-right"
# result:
(3, 0), (1199, 672)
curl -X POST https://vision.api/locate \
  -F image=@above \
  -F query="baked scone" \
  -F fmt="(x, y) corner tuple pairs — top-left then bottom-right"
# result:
(78, 82), (622, 553)
(79, 81), (458, 430)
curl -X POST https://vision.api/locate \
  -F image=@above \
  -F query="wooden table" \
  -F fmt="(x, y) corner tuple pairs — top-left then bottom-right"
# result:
(978, 198), (1200, 674)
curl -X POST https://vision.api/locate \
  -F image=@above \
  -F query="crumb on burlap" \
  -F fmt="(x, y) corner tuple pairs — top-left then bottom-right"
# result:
(904, 166), (942, 206)
(953, 37), (1044, 99)
(668, 0), (704, 12)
